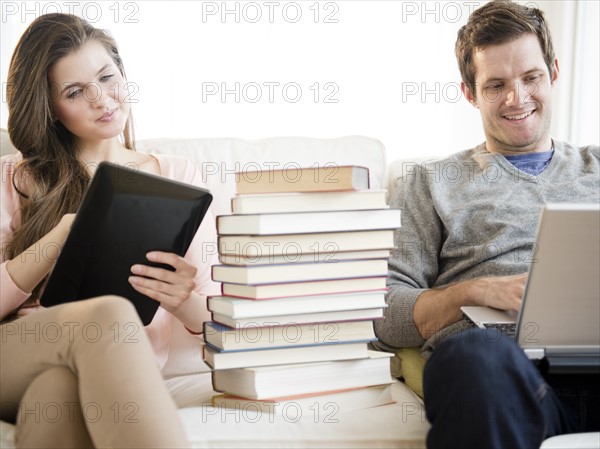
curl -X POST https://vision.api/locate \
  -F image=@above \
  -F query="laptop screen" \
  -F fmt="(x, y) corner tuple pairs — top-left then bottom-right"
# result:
(516, 204), (600, 354)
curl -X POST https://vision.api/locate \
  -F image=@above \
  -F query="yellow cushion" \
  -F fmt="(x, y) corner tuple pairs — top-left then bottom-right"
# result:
(393, 347), (426, 398)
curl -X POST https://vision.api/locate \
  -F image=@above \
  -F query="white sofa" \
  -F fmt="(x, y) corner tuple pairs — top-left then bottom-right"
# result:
(1, 130), (597, 448)
(0, 130), (432, 448)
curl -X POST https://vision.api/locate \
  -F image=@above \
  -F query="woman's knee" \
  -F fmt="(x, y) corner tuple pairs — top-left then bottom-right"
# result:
(58, 295), (140, 326)
(14, 367), (93, 448)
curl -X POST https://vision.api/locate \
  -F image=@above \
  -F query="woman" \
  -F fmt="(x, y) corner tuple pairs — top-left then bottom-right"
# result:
(1, 13), (218, 448)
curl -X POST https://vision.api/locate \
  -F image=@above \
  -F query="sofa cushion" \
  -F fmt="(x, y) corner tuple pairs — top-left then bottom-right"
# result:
(0, 129), (16, 158)
(391, 348), (426, 398)
(0, 379), (430, 449)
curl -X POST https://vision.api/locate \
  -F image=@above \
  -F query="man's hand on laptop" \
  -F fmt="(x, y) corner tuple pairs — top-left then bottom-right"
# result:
(413, 273), (528, 339)
(468, 273), (528, 312)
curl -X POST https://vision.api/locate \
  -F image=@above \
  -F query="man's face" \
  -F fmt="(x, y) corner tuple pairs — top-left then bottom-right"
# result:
(462, 33), (559, 155)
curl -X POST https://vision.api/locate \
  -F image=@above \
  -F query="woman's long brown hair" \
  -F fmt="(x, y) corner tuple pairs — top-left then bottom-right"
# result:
(4, 13), (135, 308)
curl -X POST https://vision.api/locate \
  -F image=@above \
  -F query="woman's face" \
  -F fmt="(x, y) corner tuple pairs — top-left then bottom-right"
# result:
(49, 40), (131, 146)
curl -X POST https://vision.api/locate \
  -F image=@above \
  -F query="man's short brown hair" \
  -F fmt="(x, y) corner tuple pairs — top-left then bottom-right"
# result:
(456, 0), (555, 95)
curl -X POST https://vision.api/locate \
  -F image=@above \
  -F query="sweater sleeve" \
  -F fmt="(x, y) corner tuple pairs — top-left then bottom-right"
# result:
(374, 163), (443, 349)
(0, 154), (31, 321)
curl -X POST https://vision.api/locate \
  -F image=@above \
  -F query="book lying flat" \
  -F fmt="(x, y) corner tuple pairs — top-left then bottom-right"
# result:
(218, 230), (396, 257)
(231, 190), (387, 214)
(211, 307), (385, 329)
(216, 209), (401, 235)
(219, 249), (391, 266)
(221, 276), (387, 299)
(208, 291), (386, 319)
(211, 259), (389, 285)
(212, 383), (395, 415)
(235, 165), (370, 194)
(211, 350), (394, 399)
(204, 320), (377, 352)
(203, 341), (370, 370)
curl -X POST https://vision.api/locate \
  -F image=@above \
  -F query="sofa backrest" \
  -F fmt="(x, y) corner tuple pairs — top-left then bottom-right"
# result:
(137, 136), (387, 217)
(1, 129), (388, 218)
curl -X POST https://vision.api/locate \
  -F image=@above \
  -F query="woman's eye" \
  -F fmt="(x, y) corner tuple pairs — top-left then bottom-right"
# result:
(67, 89), (82, 99)
(100, 74), (114, 82)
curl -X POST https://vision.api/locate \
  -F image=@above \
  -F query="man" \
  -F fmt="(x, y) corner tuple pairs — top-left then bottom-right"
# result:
(374, 1), (600, 447)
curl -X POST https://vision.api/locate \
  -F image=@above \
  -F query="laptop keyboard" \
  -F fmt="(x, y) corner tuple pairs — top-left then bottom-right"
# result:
(484, 322), (516, 338)
(463, 313), (516, 338)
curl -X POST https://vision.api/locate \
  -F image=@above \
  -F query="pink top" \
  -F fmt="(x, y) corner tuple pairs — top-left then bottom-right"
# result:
(0, 152), (220, 370)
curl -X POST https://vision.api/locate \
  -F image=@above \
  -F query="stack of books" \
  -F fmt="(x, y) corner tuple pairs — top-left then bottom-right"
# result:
(203, 165), (401, 415)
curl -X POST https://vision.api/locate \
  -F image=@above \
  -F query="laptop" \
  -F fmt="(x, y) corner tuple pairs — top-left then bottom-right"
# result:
(40, 162), (213, 325)
(462, 203), (600, 373)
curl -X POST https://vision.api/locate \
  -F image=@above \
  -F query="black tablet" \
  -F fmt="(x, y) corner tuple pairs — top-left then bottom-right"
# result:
(40, 161), (213, 325)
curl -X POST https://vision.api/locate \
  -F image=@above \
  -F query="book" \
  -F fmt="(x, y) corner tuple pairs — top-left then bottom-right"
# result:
(231, 190), (387, 214)
(235, 165), (370, 194)
(211, 350), (394, 399)
(208, 291), (386, 318)
(212, 383), (394, 416)
(203, 341), (370, 370)
(211, 307), (386, 329)
(218, 230), (396, 257)
(217, 209), (401, 235)
(220, 276), (387, 299)
(204, 320), (377, 352)
(218, 249), (391, 266)
(211, 259), (389, 285)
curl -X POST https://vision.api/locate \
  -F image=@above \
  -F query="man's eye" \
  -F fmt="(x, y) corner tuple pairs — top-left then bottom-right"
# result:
(486, 83), (503, 91)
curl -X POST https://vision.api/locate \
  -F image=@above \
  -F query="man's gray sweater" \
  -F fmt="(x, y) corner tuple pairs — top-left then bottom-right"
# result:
(374, 140), (600, 355)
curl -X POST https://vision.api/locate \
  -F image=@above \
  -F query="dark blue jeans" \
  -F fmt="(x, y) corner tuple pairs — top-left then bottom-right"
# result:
(423, 328), (600, 449)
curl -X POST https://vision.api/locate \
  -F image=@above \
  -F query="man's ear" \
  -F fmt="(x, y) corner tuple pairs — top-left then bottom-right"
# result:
(550, 58), (560, 86)
(461, 81), (479, 109)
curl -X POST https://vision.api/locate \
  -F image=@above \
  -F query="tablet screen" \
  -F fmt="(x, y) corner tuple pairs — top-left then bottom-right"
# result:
(40, 162), (213, 325)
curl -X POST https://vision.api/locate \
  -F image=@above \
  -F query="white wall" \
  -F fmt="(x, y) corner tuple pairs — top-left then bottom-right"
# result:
(1, 1), (598, 161)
